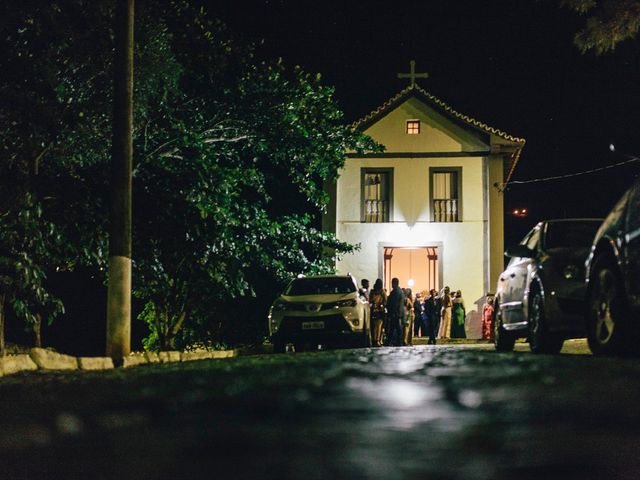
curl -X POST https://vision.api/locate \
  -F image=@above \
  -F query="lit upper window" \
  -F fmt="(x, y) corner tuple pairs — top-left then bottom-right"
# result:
(362, 169), (392, 223)
(406, 120), (420, 134)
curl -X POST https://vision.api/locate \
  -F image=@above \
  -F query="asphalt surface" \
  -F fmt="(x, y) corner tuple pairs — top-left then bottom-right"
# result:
(1, 342), (639, 479)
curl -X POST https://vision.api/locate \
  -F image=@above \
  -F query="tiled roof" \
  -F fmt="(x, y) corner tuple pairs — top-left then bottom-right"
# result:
(351, 83), (526, 184)
(352, 83), (525, 143)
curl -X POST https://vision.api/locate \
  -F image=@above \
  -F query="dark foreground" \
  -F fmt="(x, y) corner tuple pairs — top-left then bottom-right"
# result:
(1, 344), (640, 479)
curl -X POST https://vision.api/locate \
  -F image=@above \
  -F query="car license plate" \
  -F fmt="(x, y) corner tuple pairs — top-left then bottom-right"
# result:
(301, 321), (325, 330)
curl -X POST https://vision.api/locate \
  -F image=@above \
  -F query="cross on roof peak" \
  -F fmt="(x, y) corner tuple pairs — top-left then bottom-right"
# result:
(397, 60), (429, 86)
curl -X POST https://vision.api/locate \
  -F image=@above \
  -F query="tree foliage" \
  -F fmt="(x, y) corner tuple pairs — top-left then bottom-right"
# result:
(0, 200), (65, 353)
(561, 0), (640, 54)
(0, 0), (379, 351)
(0, 0), (112, 351)
(132, 42), (378, 349)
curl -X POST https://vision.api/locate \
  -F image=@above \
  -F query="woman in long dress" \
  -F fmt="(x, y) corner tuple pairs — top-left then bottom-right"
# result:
(451, 290), (466, 338)
(438, 287), (452, 339)
(369, 279), (387, 347)
(403, 288), (414, 346)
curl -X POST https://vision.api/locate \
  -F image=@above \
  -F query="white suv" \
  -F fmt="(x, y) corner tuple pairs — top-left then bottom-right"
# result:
(268, 275), (371, 352)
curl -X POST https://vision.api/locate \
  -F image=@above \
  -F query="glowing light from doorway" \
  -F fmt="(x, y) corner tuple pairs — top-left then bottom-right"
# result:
(408, 249), (414, 289)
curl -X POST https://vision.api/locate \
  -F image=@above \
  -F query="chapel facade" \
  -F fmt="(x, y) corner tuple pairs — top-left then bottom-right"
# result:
(323, 70), (525, 337)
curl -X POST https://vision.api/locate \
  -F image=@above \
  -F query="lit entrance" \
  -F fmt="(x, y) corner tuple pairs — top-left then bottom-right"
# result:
(383, 247), (440, 295)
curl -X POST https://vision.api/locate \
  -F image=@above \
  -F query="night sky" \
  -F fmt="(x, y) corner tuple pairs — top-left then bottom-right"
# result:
(205, 0), (640, 242)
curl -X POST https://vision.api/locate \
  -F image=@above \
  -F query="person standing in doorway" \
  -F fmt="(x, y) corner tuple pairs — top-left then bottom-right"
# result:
(438, 286), (452, 339)
(424, 289), (440, 345)
(369, 279), (387, 347)
(413, 293), (424, 337)
(403, 288), (415, 346)
(451, 290), (466, 338)
(386, 278), (405, 346)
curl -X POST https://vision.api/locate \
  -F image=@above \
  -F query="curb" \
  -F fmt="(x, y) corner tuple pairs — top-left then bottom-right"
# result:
(0, 354), (38, 376)
(78, 357), (115, 370)
(0, 348), (239, 378)
(158, 351), (181, 363)
(30, 348), (78, 370)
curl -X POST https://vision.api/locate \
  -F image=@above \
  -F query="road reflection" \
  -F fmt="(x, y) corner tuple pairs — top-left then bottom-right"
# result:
(1, 342), (637, 480)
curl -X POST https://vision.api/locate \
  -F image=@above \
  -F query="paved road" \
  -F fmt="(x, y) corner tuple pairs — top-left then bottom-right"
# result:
(1, 343), (639, 479)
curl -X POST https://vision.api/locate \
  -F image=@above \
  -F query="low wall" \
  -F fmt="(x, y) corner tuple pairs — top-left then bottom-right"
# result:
(0, 348), (239, 377)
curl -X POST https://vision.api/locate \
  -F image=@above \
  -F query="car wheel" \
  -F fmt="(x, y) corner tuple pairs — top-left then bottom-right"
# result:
(587, 256), (632, 356)
(494, 303), (516, 352)
(528, 289), (564, 354)
(272, 341), (286, 354)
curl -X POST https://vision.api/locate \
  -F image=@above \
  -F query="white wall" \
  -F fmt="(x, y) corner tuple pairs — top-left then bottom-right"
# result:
(362, 97), (489, 153)
(335, 155), (487, 337)
(336, 219), (484, 305)
(337, 156), (485, 223)
(336, 93), (498, 337)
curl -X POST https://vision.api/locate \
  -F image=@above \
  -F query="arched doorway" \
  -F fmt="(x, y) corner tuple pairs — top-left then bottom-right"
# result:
(383, 246), (440, 295)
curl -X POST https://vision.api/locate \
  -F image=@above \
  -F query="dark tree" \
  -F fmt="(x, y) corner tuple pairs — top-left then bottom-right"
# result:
(561, 0), (640, 53)
(0, 0), (379, 352)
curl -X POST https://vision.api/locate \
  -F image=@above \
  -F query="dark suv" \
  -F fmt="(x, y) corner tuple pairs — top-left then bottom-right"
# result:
(585, 177), (640, 355)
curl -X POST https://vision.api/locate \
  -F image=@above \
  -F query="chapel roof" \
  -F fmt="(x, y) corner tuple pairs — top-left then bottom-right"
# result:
(351, 83), (526, 185)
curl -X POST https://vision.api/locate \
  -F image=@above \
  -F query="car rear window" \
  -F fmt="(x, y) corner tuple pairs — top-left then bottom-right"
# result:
(545, 221), (601, 249)
(285, 277), (356, 295)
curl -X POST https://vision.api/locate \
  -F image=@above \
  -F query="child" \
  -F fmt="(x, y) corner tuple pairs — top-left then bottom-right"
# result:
(482, 295), (495, 340)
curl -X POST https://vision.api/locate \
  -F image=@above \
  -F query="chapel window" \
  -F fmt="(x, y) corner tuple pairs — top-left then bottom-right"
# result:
(361, 169), (393, 223)
(406, 120), (420, 134)
(430, 168), (461, 222)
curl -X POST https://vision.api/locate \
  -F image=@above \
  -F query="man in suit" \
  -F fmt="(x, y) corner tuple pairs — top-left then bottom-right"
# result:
(385, 277), (405, 346)
(413, 293), (425, 337)
(424, 289), (441, 345)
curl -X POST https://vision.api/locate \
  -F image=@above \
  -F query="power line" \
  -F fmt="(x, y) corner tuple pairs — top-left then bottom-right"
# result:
(495, 155), (640, 191)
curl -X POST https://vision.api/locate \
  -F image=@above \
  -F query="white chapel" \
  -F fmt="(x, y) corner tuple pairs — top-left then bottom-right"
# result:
(323, 62), (525, 337)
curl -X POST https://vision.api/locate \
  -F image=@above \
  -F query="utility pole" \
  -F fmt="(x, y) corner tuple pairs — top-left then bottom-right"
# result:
(107, 0), (134, 360)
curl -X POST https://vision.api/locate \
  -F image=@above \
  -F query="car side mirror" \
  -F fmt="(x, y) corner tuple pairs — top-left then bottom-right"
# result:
(505, 245), (535, 258)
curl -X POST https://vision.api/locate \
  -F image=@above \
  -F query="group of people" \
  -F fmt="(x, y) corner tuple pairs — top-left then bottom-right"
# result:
(415, 285), (468, 343)
(359, 278), (470, 347)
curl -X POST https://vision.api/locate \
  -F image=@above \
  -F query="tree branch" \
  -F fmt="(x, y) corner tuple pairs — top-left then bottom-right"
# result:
(203, 135), (251, 144)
